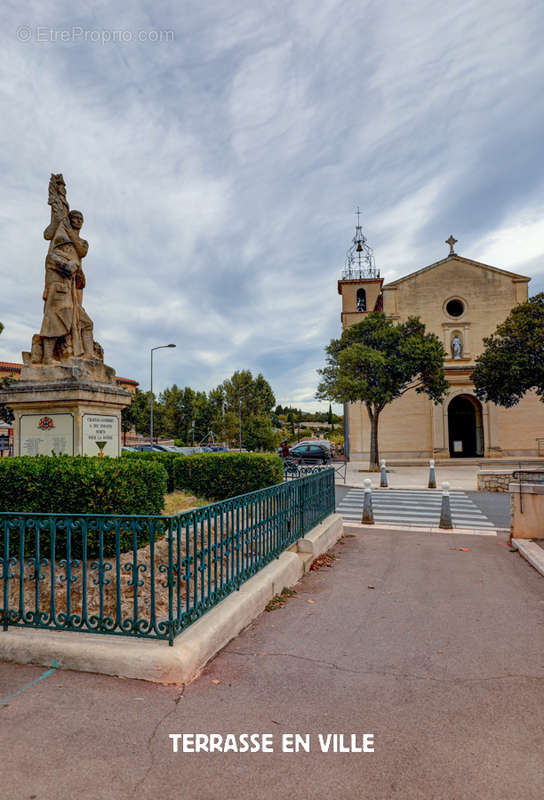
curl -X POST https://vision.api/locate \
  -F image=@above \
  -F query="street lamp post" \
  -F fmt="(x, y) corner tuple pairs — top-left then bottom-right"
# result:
(239, 394), (248, 453)
(150, 344), (176, 447)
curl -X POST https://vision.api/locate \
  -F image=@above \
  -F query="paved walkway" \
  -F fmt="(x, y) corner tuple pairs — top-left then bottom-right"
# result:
(337, 487), (499, 530)
(1, 528), (542, 799)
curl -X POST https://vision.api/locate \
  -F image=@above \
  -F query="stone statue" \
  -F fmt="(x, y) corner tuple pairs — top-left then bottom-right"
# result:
(20, 174), (115, 384)
(452, 333), (462, 360)
(38, 174), (94, 364)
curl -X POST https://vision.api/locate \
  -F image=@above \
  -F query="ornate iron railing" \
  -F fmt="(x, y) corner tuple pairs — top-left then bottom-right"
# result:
(1, 470), (335, 645)
(283, 459), (347, 484)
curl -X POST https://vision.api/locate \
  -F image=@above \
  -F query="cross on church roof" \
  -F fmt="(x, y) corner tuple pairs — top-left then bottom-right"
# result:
(445, 235), (458, 255)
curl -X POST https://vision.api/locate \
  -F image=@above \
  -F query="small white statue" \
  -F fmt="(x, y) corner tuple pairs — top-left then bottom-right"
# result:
(452, 334), (462, 360)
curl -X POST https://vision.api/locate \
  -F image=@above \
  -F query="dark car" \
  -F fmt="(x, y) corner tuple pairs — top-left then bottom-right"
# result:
(289, 443), (331, 464)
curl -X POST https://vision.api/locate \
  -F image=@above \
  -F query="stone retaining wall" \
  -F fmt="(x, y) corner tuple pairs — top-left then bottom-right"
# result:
(477, 471), (513, 492)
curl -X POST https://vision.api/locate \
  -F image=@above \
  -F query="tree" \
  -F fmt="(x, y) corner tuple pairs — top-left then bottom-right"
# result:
(317, 313), (449, 469)
(121, 389), (165, 439)
(472, 293), (544, 406)
(221, 370), (276, 450)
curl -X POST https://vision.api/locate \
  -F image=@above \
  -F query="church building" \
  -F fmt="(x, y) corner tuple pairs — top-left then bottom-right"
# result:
(338, 220), (544, 461)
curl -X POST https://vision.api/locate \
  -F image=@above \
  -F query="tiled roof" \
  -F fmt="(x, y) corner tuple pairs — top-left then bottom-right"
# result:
(116, 376), (139, 385)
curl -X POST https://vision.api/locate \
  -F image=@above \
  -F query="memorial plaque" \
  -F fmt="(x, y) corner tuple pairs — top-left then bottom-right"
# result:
(82, 414), (119, 457)
(20, 413), (74, 455)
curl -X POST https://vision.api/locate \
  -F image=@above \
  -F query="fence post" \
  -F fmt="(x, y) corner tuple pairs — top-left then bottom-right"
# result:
(439, 481), (453, 529)
(380, 459), (388, 488)
(361, 479), (374, 524)
(428, 458), (437, 489)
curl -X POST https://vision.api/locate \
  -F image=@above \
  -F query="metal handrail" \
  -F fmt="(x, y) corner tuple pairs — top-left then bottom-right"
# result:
(0, 470), (335, 645)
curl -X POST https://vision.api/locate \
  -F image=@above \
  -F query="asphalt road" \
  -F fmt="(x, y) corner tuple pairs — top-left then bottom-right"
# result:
(336, 486), (511, 529)
(1, 527), (543, 800)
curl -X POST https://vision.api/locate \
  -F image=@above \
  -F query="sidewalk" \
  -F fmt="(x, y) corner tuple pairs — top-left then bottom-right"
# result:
(1, 527), (542, 799)
(340, 461), (480, 490)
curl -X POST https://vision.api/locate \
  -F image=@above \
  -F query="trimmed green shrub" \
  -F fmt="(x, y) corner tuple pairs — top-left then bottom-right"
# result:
(0, 456), (169, 558)
(172, 452), (284, 500)
(0, 455), (167, 516)
(122, 450), (178, 492)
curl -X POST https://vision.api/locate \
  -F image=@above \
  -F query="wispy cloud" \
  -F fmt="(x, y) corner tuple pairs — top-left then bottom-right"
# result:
(0, 0), (542, 409)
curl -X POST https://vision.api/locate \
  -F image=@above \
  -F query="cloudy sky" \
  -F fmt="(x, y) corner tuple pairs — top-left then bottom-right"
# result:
(1, 0), (543, 409)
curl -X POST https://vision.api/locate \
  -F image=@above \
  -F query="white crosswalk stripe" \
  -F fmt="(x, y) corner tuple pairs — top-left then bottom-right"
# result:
(337, 489), (497, 529)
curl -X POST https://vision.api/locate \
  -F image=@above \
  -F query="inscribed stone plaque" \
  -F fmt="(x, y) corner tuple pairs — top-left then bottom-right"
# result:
(82, 414), (119, 457)
(20, 413), (74, 455)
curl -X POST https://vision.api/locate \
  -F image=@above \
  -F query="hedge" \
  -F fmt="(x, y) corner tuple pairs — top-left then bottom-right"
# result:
(122, 450), (179, 492)
(0, 456), (168, 558)
(0, 456), (167, 516)
(172, 452), (284, 500)
(123, 451), (284, 500)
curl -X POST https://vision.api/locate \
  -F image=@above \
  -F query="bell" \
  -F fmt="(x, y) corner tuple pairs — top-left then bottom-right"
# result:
(356, 242), (363, 252)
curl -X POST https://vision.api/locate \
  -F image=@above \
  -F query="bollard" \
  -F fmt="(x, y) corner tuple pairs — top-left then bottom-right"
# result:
(439, 481), (453, 529)
(361, 478), (374, 524)
(380, 459), (388, 488)
(428, 458), (437, 489)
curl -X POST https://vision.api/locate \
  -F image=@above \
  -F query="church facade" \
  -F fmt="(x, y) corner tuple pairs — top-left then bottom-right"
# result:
(338, 230), (543, 461)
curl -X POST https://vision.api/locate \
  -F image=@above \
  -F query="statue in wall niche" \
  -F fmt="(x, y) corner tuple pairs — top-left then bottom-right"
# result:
(451, 333), (463, 360)
(35, 174), (98, 365)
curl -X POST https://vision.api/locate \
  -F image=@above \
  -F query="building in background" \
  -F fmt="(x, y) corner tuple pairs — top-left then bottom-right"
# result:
(338, 223), (543, 461)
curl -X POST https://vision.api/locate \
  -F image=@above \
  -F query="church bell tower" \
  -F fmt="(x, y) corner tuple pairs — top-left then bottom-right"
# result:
(337, 210), (383, 330)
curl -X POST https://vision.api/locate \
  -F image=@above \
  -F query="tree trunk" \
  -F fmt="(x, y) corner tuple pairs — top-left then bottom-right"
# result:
(366, 405), (381, 471)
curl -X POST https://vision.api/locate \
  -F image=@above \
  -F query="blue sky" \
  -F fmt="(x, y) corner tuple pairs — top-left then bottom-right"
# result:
(1, 0), (543, 410)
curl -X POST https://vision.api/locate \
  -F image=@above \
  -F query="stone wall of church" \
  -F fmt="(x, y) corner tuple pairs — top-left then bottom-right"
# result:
(495, 391), (544, 456)
(348, 390), (433, 461)
(382, 257), (528, 363)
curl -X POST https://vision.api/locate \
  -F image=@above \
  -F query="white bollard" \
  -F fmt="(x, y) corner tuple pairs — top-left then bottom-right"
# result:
(428, 458), (437, 489)
(439, 481), (453, 529)
(361, 478), (374, 524)
(380, 459), (388, 488)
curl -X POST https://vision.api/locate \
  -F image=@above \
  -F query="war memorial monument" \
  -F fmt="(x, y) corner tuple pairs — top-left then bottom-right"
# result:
(0, 174), (131, 456)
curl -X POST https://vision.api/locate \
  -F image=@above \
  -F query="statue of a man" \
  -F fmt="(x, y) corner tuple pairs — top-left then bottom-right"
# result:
(39, 174), (94, 364)
(451, 333), (462, 360)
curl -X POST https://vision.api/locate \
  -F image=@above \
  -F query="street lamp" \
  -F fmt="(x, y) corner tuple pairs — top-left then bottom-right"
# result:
(150, 344), (176, 447)
(239, 394), (248, 453)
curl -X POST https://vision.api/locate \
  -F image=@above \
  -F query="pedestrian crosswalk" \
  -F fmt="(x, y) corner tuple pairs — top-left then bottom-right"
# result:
(337, 488), (497, 530)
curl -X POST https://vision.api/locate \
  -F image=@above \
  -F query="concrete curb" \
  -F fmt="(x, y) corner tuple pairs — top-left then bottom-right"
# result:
(511, 539), (544, 577)
(343, 521), (500, 536)
(0, 513), (343, 685)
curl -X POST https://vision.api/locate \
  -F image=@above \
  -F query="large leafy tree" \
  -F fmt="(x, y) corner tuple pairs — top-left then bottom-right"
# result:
(317, 313), (449, 469)
(221, 370), (276, 449)
(472, 293), (544, 406)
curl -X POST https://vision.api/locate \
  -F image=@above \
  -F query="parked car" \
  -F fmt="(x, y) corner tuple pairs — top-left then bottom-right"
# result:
(289, 443), (331, 464)
(121, 446), (136, 452)
(296, 439), (333, 454)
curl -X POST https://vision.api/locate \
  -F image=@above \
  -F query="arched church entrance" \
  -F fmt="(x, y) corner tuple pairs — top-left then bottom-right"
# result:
(448, 395), (484, 457)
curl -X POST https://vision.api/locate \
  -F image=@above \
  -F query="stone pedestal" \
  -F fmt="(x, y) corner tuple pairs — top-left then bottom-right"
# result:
(0, 379), (131, 457)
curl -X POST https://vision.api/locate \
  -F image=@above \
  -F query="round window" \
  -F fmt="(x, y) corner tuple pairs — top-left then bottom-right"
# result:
(446, 299), (464, 317)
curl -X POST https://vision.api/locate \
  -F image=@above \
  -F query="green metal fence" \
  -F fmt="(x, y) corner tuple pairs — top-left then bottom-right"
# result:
(1, 469), (335, 645)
